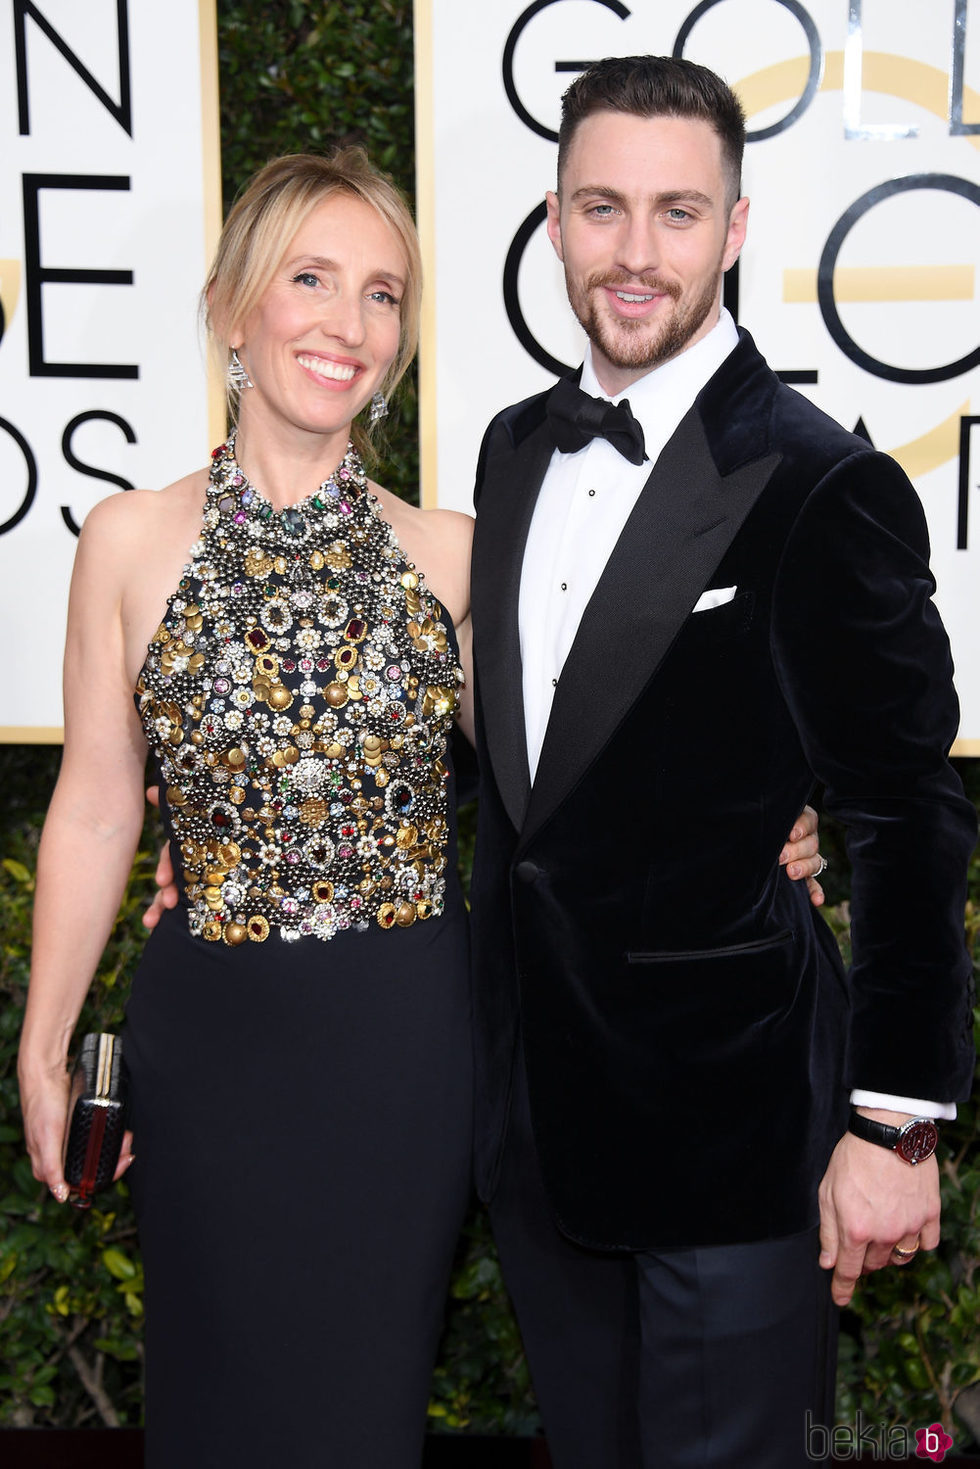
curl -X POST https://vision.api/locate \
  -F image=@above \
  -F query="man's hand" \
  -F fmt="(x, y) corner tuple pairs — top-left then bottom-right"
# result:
(143, 786), (179, 931)
(780, 805), (827, 907)
(817, 1110), (940, 1307)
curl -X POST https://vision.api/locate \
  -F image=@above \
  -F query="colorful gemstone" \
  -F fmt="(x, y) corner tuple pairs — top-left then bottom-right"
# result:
(137, 434), (457, 943)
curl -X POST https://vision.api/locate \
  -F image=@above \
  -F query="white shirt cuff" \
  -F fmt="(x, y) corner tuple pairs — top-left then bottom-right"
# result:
(849, 1089), (956, 1121)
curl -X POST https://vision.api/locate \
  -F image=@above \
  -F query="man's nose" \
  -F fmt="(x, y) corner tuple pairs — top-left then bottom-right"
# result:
(616, 217), (659, 277)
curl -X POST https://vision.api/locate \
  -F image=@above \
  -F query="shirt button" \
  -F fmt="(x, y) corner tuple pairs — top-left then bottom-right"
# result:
(560, 582), (567, 591)
(551, 678), (558, 687)
(588, 488), (596, 497)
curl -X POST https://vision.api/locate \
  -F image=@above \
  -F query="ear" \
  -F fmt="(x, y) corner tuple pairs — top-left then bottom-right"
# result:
(722, 196), (749, 273)
(545, 191), (564, 263)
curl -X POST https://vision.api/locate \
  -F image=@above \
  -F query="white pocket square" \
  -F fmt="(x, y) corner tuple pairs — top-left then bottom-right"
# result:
(692, 585), (737, 613)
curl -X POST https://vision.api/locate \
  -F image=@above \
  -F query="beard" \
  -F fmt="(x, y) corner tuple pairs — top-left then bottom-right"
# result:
(566, 266), (722, 374)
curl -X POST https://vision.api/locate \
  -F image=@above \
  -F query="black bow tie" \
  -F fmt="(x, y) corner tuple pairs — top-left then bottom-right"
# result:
(546, 377), (647, 466)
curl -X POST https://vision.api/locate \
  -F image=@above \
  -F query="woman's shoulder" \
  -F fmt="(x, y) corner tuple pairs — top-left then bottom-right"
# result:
(414, 503), (475, 559)
(80, 468), (208, 540)
(369, 482), (473, 547)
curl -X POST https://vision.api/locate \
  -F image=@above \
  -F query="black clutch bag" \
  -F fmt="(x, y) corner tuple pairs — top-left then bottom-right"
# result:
(64, 1033), (129, 1210)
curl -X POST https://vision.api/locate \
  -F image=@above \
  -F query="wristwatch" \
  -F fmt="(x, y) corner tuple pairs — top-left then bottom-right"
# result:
(847, 1109), (939, 1166)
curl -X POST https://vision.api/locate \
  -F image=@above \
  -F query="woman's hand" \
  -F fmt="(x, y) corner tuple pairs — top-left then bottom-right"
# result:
(19, 1056), (136, 1203)
(19, 1057), (72, 1202)
(780, 805), (827, 907)
(142, 786), (179, 931)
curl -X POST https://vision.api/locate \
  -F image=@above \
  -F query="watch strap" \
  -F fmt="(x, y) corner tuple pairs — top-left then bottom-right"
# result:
(848, 1109), (938, 1165)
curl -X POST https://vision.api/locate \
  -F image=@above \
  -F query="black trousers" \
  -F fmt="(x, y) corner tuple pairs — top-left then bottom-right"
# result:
(490, 1060), (838, 1469)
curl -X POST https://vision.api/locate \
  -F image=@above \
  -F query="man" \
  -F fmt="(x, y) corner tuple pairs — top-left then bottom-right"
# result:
(467, 55), (976, 1468)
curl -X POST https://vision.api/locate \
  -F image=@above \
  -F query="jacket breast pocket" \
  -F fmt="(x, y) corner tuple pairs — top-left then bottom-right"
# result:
(681, 589), (755, 645)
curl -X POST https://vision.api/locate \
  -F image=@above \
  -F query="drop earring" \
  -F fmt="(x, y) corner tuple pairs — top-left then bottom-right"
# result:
(368, 391), (388, 424)
(228, 347), (253, 390)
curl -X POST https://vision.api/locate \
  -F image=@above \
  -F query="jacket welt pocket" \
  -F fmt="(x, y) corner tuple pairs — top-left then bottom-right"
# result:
(681, 589), (754, 643)
(626, 929), (793, 964)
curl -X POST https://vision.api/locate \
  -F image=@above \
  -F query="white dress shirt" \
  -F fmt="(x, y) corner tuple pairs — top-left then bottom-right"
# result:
(519, 311), (741, 779)
(516, 309), (953, 1123)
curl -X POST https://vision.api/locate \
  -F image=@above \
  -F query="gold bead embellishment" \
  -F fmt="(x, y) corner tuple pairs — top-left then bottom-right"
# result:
(135, 437), (462, 944)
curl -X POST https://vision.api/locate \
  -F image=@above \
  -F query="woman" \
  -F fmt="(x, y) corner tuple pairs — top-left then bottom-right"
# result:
(19, 150), (474, 1468)
(19, 149), (822, 1465)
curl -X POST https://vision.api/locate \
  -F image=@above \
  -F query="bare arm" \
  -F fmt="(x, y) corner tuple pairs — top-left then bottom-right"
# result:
(18, 497), (150, 1201)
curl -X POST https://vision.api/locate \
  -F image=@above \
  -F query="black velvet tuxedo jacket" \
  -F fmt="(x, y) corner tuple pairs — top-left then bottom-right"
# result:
(467, 329), (976, 1253)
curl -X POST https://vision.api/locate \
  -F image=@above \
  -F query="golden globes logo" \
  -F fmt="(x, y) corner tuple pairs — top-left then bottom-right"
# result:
(0, 1), (137, 539)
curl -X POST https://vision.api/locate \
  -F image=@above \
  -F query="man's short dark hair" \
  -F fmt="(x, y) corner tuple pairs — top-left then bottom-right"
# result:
(556, 55), (746, 208)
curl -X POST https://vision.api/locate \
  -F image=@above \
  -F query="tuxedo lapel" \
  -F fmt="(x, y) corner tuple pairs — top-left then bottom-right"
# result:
(522, 409), (780, 844)
(471, 410), (555, 831)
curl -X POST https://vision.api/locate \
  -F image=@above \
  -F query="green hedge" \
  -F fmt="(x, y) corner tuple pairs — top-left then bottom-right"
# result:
(1, 0), (978, 1447)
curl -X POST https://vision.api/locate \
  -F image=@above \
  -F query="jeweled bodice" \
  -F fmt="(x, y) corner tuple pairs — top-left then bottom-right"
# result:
(135, 440), (463, 944)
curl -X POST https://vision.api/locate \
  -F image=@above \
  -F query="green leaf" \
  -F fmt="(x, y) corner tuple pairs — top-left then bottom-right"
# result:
(102, 1247), (137, 1281)
(93, 1337), (140, 1361)
(904, 1357), (930, 1390)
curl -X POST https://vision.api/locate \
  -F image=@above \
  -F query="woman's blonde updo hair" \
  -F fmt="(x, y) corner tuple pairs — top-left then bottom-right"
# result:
(204, 148), (422, 453)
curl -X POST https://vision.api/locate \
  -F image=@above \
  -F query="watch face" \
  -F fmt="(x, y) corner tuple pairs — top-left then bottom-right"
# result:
(896, 1119), (939, 1165)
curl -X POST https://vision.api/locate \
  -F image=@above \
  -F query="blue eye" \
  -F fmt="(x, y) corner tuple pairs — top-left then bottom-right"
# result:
(369, 289), (400, 307)
(292, 271), (319, 287)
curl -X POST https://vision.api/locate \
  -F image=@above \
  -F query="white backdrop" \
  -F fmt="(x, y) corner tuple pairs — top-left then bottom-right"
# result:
(0, 0), (222, 739)
(415, 0), (980, 751)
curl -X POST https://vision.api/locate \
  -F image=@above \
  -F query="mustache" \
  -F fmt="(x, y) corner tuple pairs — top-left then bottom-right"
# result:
(584, 271), (681, 301)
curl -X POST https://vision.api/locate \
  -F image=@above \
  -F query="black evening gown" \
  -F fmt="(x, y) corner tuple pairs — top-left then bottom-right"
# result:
(125, 439), (473, 1467)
